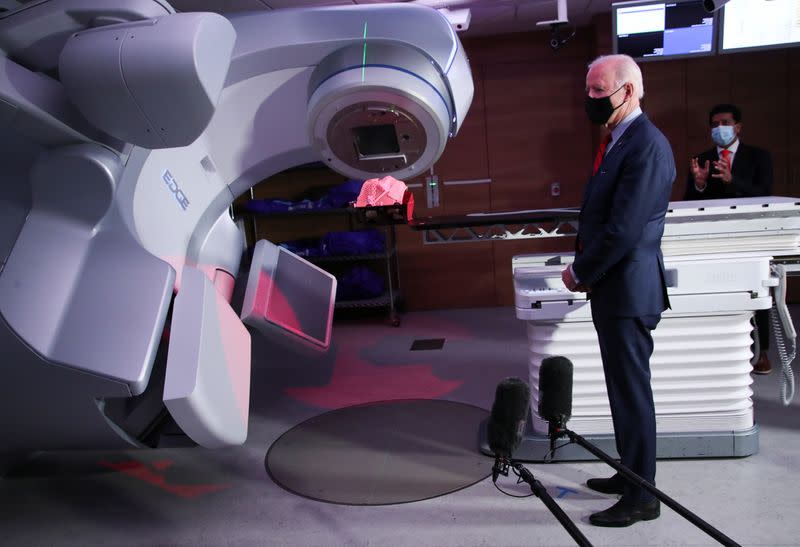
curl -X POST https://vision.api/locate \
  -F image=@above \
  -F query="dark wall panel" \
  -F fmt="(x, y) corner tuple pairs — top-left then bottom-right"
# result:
(640, 61), (688, 201)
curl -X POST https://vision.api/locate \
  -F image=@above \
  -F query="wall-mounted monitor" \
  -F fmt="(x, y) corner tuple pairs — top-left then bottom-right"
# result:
(612, 0), (717, 60)
(720, 0), (800, 53)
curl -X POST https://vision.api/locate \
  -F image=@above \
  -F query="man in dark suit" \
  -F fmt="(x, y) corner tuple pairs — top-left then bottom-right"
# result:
(684, 103), (773, 201)
(561, 54), (675, 527)
(684, 103), (774, 374)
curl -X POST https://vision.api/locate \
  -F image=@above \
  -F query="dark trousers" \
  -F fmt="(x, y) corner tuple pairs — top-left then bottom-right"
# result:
(592, 314), (660, 503)
(755, 309), (771, 351)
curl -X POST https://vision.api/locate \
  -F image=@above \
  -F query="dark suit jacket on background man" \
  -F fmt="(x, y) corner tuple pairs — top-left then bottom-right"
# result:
(683, 143), (772, 200)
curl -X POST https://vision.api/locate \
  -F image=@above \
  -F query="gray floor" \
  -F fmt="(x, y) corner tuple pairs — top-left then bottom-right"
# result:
(1, 305), (798, 547)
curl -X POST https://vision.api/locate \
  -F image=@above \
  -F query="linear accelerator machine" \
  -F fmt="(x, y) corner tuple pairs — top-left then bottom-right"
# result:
(0, 0), (473, 469)
(413, 197), (799, 460)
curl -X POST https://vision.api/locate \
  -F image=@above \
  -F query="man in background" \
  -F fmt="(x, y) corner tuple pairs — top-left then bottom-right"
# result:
(562, 54), (675, 527)
(684, 103), (774, 374)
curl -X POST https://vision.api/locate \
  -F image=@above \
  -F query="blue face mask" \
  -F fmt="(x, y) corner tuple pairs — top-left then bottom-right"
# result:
(711, 125), (736, 147)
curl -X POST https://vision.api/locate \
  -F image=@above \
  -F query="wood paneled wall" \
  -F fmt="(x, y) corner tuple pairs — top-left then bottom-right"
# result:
(397, 15), (800, 310)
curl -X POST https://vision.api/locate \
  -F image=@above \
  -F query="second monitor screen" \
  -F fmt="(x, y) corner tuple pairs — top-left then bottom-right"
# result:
(615, 0), (715, 59)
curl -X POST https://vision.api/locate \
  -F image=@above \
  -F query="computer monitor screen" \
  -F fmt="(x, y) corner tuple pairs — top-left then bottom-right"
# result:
(613, 0), (717, 60)
(720, 0), (800, 53)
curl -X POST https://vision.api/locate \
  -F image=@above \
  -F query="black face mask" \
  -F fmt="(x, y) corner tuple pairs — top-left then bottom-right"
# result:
(584, 85), (626, 125)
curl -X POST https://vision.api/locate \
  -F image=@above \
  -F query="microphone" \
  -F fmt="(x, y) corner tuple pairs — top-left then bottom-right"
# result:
(538, 356), (573, 452)
(487, 377), (531, 482)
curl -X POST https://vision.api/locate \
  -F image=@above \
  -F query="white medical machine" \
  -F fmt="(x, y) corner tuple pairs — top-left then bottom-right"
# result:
(512, 197), (798, 460)
(0, 0), (473, 468)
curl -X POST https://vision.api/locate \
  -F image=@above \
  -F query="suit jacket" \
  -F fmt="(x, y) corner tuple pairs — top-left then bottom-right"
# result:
(683, 143), (773, 200)
(573, 113), (675, 319)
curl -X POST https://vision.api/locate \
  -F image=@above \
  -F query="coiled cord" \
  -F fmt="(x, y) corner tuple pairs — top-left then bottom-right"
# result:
(770, 264), (796, 405)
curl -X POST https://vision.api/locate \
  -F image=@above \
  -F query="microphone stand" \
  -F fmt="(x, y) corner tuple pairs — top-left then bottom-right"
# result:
(513, 462), (594, 547)
(495, 458), (594, 547)
(555, 427), (740, 547)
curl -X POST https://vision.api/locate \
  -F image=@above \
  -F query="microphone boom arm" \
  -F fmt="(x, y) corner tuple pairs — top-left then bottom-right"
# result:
(511, 462), (594, 547)
(558, 428), (741, 547)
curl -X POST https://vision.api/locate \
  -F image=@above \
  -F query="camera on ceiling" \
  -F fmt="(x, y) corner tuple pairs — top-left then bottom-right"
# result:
(535, 0), (573, 52)
(702, 0), (731, 11)
(549, 23), (565, 50)
(546, 21), (574, 51)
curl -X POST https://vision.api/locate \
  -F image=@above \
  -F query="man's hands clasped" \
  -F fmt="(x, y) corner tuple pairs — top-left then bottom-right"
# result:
(561, 266), (588, 293)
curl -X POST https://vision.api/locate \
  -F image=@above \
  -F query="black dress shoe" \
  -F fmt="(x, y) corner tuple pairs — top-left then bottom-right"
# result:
(753, 352), (772, 375)
(589, 498), (660, 527)
(586, 474), (625, 495)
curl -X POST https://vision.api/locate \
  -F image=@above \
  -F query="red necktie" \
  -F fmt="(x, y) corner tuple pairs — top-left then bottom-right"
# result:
(592, 134), (612, 175)
(721, 148), (731, 167)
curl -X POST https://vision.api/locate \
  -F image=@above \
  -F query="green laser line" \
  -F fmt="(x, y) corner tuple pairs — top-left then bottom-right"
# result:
(362, 21), (368, 82)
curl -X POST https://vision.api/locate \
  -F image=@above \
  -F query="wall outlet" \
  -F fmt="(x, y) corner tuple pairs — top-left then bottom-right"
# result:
(550, 181), (561, 197)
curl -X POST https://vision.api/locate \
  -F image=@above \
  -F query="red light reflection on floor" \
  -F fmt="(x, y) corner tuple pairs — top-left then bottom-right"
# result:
(285, 345), (463, 409)
(99, 459), (230, 499)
